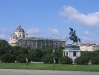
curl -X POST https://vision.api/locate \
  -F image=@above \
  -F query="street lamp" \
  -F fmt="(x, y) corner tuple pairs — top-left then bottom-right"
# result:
(53, 49), (55, 68)
(9, 50), (11, 54)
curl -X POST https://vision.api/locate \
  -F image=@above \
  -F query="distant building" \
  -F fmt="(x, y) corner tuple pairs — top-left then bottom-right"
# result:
(80, 43), (99, 51)
(9, 25), (66, 48)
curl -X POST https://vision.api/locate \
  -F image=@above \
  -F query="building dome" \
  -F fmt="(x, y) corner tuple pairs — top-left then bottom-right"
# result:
(15, 25), (24, 32)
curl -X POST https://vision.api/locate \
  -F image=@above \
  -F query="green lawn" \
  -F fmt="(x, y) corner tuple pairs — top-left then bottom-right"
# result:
(0, 63), (99, 72)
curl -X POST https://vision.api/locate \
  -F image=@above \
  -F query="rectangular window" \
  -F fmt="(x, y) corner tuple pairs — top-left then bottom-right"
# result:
(66, 52), (68, 55)
(73, 51), (76, 56)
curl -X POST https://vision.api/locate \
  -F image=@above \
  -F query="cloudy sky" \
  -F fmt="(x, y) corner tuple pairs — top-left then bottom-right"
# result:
(0, 0), (99, 44)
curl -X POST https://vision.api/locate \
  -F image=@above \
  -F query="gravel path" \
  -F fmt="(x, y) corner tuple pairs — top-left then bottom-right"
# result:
(0, 69), (99, 75)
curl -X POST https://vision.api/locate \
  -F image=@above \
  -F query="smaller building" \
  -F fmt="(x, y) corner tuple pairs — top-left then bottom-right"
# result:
(63, 44), (82, 63)
(92, 45), (99, 50)
(80, 43), (99, 51)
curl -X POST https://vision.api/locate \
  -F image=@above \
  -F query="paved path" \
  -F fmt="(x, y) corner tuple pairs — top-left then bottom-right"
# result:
(0, 69), (99, 75)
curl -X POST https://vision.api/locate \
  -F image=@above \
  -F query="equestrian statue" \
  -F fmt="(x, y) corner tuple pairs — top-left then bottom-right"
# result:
(66, 28), (81, 44)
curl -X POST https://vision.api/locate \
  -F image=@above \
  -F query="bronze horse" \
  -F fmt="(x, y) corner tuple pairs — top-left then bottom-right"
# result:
(66, 28), (81, 44)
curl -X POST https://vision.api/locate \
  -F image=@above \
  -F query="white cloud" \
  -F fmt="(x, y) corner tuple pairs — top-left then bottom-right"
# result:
(0, 34), (5, 39)
(84, 31), (90, 35)
(59, 6), (99, 26)
(48, 28), (60, 36)
(0, 28), (8, 32)
(27, 27), (43, 35)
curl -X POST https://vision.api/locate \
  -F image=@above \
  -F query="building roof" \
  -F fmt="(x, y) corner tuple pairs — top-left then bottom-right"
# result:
(15, 25), (24, 33)
(65, 44), (80, 50)
(80, 43), (96, 46)
(28, 37), (65, 41)
(18, 37), (65, 41)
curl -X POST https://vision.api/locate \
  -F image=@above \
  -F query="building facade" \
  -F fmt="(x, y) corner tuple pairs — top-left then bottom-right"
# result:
(9, 25), (66, 48)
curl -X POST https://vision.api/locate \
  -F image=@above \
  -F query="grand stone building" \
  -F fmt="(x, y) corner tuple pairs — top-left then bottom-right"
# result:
(9, 25), (66, 48)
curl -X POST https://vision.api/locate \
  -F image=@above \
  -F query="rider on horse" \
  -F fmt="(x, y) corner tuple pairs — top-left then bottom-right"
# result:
(66, 28), (81, 44)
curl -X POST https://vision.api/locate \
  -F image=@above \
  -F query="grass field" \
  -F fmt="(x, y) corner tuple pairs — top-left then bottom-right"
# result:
(0, 63), (99, 72)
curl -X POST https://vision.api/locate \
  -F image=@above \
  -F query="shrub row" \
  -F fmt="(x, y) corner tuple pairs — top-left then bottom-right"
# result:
(59, 56), (72, 64)
(75, 56), (99, 65)
(0, 54), (29, 63)
(1, 54), (15, 63)
(1, 54), (99, 64)
(74, 56), (89, 65)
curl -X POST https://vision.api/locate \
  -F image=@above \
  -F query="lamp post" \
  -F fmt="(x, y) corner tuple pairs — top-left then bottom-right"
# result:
(53, 49), (55, 68)
(9, 50), (11, 54)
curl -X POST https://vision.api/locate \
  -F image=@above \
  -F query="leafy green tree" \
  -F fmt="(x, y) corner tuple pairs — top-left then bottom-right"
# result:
(42, 46), (53, 56)
(0, 40), (12, 56)
(0, 39), (9, 46)
(91, 50), (99, 58)
(42, 53), (53, 64)
(28, 49), (33, 61)
(28, 48), (43, 62)
(0, 48), (6, 56)
(11, 46), (21, 59)
(81, 51), (92, 59)
(19, 47), (28, 54)
(17, 54), (28, 63)
(41, 47), (64, 63)
(91, 56), (99, 64)
(32, 48), (43, 61)
(53, 48), (63, 63)
(1, 54), (15, 63)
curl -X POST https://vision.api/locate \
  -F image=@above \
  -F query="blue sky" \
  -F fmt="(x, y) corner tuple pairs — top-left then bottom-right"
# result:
(0, 0), (99, 44)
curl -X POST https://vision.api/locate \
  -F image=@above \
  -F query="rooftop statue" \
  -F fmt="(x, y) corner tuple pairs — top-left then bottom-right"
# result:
(66, 28), (81, 44)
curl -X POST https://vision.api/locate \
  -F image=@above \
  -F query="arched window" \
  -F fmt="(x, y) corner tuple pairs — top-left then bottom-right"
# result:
(19, 35), (21, 38)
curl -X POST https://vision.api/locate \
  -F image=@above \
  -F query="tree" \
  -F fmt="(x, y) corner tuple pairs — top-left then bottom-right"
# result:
(0, 48), (6, 56)
(91, 56), (99, 64)
(42, 53), (53, 64)
(1, 54), (15, 63)
(41, 47), (64, 64)
(81, 51), (92, 59)
(28, 48), (43, 62)
(53, 48), (63, 64)
(11, 46), (21, 59)
(17, 54), (28, 63)
(91, 50), (99, 58)
(19, 47), (28, 55)
(0, 40), (12, 56)
(42, 46), (53, 56)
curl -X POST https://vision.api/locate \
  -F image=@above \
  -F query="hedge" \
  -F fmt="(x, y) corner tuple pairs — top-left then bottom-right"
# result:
(59, 56), (73, 64)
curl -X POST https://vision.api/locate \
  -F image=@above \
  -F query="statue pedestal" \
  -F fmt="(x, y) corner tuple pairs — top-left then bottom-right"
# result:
(63, 44), (82, 64)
